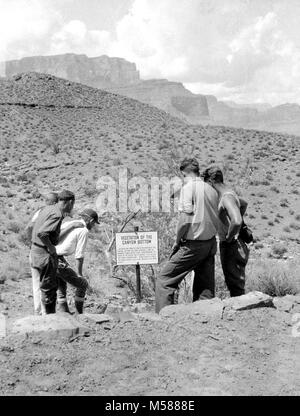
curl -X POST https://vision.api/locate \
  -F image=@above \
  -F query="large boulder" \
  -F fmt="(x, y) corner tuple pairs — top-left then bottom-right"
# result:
(10, 314), (90, 340)
(223, 291), (274, 311)
(159, 298), (224, 321)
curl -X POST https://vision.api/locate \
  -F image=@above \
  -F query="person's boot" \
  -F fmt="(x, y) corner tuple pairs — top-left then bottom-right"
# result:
(44, 302), (56, 314)
(57, 300), (70, 313)
(74, 298), (84, 314)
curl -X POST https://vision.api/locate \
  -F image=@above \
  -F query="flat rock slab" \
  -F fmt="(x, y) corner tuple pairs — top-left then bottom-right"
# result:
(10, 314), (90, 340)
(79, 313), (112, 324)
(160, 298), (224, 321)
(223, 291), (274, 311)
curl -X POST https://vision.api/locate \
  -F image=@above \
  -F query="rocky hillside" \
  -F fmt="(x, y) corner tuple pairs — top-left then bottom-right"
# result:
(107, 79), (209, 124)
(0, 72), (299, 254)
(3, 53), (300, 135)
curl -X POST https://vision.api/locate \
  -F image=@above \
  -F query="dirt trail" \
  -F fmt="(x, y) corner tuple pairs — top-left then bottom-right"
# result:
(1, 278), (299, 396)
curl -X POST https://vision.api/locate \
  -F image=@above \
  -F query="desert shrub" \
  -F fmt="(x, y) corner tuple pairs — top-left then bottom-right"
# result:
(270, 186), (279, 193)
(282, 226), (291, 233)
(271, 243), (287, 258)
(7, 221), (21, 233)
(246, 260), (300, 296)
(289, 222), (300, 230)
(280, 198), (289, 207)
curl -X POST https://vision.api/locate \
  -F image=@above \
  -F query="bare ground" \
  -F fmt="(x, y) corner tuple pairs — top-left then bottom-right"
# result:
(0, 277), (299, 396)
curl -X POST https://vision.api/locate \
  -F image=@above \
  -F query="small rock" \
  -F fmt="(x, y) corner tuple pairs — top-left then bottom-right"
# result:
(79, 313), (112, 325)
(131, 303), (153, 314)
(119, 310), (137, 323)
(138, 312), (161, 322)
(223, 291), (274, 311)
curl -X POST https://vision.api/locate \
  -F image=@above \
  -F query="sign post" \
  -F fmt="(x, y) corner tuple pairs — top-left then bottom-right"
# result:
(115, 228), (159, 302)
(134, 226), (142, 302)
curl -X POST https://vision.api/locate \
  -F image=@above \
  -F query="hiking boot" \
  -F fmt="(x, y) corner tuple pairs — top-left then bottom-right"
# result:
(57, 301), (70, 313)
(44, 302), (56, 314)
(74, 299), (84, 314)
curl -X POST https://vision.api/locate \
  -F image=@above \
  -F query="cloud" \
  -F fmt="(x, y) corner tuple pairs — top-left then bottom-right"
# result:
(49, 20), (112, 56)
(0, 0), (300, 104)
(0, 0), (62, 65)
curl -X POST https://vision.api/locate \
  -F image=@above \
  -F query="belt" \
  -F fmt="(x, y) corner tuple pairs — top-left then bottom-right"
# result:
(184, 236), (216, 243)
(32, 242), (47, 249)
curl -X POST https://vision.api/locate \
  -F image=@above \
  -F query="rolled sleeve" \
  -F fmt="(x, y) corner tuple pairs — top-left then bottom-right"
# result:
(75, 230), (89, 259)
(178, 182), (194, 214)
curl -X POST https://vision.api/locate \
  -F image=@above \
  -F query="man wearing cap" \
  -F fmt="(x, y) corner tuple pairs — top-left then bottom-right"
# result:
(155, 158), (220, 313)
(30, 190), (78, 314)
(55, 208), (99, 314)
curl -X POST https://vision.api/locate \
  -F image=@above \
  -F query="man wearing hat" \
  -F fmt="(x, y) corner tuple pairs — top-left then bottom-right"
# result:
(30, 190), (77, 314)
(55, 208), (100, 314)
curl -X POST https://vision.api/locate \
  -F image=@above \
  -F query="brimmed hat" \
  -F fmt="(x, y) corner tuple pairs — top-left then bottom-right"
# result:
(80, 208), (99, 224)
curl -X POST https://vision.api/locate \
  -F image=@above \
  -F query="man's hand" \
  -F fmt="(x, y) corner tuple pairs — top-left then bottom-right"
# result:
(48, 245), (57, 256)
(169, 243), (180, 259)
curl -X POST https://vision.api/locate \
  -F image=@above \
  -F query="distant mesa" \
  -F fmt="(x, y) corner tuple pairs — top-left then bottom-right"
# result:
(2, 53), (300, 136)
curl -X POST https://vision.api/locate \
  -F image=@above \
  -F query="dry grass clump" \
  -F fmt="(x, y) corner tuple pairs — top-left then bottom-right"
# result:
(246, 260), (300, 297)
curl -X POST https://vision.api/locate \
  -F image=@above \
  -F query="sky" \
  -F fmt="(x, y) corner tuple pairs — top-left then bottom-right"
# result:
(0, 0), (300, 105)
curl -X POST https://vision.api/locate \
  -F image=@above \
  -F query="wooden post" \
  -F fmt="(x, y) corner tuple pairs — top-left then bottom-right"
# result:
(134, 226), (142, 302)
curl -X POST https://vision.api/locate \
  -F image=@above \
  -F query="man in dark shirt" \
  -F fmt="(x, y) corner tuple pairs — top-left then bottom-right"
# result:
(30, 190), (76, 314)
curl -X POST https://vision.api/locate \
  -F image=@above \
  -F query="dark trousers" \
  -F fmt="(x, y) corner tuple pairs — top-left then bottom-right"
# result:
(219, 239), (250, 297)
(155, 237), (217, 313)
(39, 256), (58, 306)
(57, 257), (88, 302)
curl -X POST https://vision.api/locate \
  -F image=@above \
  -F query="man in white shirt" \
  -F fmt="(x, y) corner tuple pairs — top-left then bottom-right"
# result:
(55, 208), (99, 314)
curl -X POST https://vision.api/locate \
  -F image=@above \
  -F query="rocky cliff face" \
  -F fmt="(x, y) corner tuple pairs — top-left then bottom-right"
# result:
(4, 54), (209, 123)
(5, 54), (140, 88)
(4, 54), (300, 135)
(108, 79), (209, 123)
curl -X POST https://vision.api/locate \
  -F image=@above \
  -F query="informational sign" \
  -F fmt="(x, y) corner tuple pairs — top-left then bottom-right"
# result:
(115, 231), (159, 266)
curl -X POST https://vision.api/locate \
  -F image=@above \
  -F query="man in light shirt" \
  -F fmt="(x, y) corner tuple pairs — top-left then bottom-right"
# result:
(155, 158), (220, 313)
(55, 208), (99, 314)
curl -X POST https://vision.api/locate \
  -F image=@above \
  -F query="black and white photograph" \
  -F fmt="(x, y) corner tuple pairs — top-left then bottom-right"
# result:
(0, 0), (299, 399)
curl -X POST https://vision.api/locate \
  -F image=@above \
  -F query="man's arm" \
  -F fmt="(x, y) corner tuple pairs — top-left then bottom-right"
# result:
(175, 212), (192, 246)
(76, 258), (84, 277)
(239, 197), (248, 217)
(38, 234), (57, 255)
(59, 221), (84, 240)
(74, 230), (89, 275)
(37, 215), (61, 255)
(223, 196), (243, 242)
